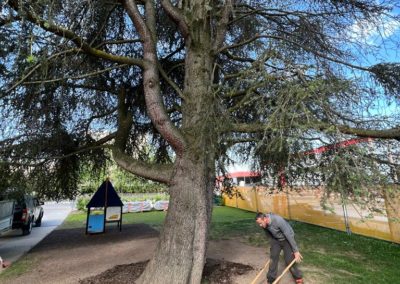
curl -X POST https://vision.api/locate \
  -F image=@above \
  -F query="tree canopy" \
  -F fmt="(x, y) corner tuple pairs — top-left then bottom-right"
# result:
(1, 0), (400, 282)
(1, 0), (399, 198)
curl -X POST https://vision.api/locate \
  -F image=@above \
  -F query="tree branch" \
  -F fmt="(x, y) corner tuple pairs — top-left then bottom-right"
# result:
(114, 87), (133, 151)
(0, 133), (116, 166)
(228, 121), (400, 140)
(0, 15), (19, 26)
(24, 64), (128, 85)
(219, 33), (371, 72)
(325, 124), (400, 140)
(124, 0), (186, 155)
(95, 38), (142, 48)
(85, 107), (118, 135)
(369, 155), (400, 167)
(224, 82), (265, 104)
(0, 159), (48, 167)
(218, 34), (268, 53)
(123, 0), (153, 42)
(266, 34), (371, 72)
(224, 137), (258, 146)
(8, 0), (144, 67)
(213, 1), (232, 52)
(221, 50), (255, 63)
(160, 0), (189, 38)
(157, 62), (185, 99)
(65, 83), (117, 94)
(6, 48), (80, 93)
(228, 123), (267, 133)
(112, 147), (174, 184)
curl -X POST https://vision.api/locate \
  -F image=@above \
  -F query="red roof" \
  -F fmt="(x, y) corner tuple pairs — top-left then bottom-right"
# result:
(217, 138), (372, 183)
(302, 138), (372, 155)
(219, 171), (260, 179)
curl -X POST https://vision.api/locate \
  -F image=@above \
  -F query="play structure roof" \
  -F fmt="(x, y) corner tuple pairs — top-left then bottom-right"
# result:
(86, 180), (123, 208)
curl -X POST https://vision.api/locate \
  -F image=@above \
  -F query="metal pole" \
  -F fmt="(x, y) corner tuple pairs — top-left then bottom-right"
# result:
(104, 179), (108, 233)
(341, 194), (351, 235)
(85, 208), (90, 235)
(254, 187), (259, 213)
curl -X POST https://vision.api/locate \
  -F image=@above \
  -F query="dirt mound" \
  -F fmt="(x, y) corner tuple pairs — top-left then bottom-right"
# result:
(79, 260), (149, 284)
(203, 258), (254, 283)
(79, 258), (253, 284)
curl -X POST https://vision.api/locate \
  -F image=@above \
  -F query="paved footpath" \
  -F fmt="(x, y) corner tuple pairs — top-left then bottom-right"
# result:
(0, 202), (73, 263)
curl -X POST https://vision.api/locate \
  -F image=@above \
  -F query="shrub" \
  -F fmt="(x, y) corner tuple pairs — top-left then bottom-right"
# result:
(76, 197), (90, 211)
(213, 195), (224, 206)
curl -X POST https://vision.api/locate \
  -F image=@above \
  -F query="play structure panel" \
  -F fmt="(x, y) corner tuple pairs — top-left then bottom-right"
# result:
(87, 213), (105, 234)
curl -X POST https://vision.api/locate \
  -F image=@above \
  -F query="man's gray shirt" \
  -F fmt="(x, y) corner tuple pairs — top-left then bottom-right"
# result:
(264, 213), (299, 252)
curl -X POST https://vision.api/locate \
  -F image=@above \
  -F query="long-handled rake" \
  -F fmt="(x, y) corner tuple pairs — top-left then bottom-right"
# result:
(250, 259), (270, 284)
(272, 259), (296, 284)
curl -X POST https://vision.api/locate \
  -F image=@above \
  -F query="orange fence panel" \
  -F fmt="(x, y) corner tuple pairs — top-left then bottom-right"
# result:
(222, 186), (399, 244)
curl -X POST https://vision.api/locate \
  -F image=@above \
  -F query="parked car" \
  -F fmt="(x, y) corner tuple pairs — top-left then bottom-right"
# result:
(12, 195), (44, 235)
(0, 200), (15, 235)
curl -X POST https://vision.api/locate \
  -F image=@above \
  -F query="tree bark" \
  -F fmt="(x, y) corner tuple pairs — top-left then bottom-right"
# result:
(138, 154), (215, 284)
(138, 4), (217, 281)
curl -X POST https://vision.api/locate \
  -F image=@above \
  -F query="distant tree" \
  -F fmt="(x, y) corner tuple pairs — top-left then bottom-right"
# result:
(79, 161), (167, 194)
(1, 1), (400, 282)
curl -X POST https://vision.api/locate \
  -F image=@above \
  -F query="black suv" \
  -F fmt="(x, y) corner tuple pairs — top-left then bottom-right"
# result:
(12, 195), (44, 235)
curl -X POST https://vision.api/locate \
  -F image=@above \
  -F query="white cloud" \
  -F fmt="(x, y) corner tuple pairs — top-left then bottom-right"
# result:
(349, 16), (400, 44)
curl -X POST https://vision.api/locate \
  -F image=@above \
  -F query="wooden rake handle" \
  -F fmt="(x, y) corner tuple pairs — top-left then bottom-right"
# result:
(250, 259), (270, 284)
(272, 258), (297, 284)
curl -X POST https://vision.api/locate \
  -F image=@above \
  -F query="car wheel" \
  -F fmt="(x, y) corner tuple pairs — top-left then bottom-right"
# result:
(22, 218), (33, 235)
(35, 213), (43, 227)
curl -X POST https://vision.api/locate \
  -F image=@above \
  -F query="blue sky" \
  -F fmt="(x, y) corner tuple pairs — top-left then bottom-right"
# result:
(336, 9), (400, 119)
(228, 10), (400, 173)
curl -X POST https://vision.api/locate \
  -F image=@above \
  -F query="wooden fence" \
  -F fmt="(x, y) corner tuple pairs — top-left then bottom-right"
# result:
(223, 186), (400, 244)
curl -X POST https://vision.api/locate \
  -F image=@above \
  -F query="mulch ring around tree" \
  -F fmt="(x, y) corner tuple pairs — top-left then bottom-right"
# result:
(79, 258), (253, 284)
(202, 258), (253, 283)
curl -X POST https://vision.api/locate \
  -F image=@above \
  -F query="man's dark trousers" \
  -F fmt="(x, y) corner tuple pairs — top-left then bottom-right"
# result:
(267, 238), (302, 283)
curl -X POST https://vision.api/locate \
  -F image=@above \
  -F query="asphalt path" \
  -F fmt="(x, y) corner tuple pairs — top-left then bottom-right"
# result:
(0, 202), (73, 263)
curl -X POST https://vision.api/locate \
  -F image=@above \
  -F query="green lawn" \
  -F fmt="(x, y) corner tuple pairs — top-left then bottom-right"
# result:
(0, 255), (36, 280)
(63, 206), (400, 283)
(292, 221), (400, 283)
(63, 209), (167, 230)
(207, 207), (400, 284)
(4, 206), (400, 283)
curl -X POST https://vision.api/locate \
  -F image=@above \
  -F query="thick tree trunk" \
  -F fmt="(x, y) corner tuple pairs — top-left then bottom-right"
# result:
(138, 5), (216, 282)
(139, 15), (217, 284)
(137, 155), (215, 284)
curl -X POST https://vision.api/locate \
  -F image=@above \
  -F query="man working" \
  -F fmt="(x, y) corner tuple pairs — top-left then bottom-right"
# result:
(255, 212), (303, 284)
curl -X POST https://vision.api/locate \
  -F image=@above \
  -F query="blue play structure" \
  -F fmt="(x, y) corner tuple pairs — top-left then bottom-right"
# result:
(85, 179), (123, 234)
(87, 214), (104, 233)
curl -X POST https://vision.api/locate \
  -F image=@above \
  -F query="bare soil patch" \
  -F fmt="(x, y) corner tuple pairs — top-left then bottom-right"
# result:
(79, 258), (253, 284)
(202, 258), (253, 283)
(3, 223), (297, 284)
(79, 260), (149, 284)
